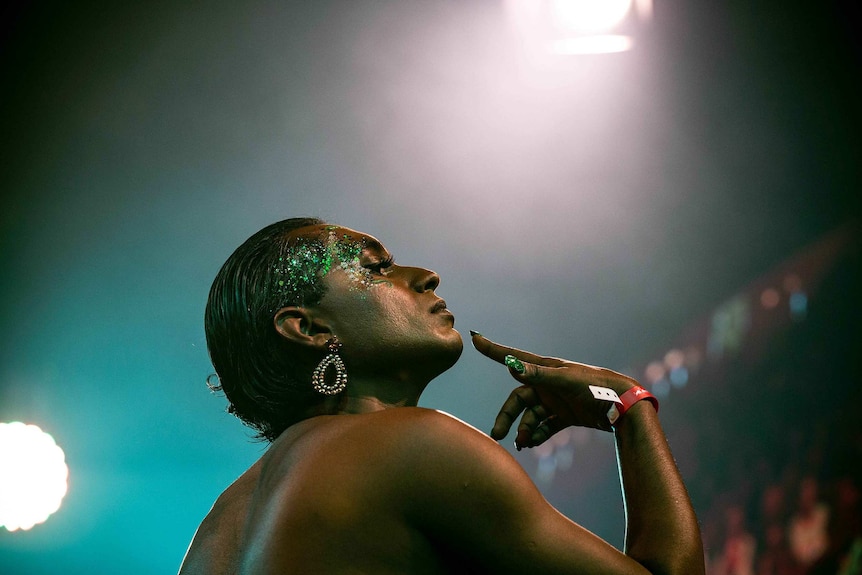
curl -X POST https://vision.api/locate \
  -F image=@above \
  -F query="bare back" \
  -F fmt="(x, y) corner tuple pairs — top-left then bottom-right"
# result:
(179, 408), (474, 575)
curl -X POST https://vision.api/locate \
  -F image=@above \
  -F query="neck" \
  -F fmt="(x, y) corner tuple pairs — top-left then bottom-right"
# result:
(336, 394), (417, 415)
(303, 393), (418, 419)
(310, 371), (429, 417)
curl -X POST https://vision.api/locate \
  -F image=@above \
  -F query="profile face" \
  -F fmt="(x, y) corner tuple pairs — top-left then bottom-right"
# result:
(284, 224), (463, 380)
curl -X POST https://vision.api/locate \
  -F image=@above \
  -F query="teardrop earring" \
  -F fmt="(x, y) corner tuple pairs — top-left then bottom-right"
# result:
(311, 336), (348, 395)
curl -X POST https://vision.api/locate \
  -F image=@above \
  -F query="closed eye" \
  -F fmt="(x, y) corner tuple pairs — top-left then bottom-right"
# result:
(365, 254), (395, 273)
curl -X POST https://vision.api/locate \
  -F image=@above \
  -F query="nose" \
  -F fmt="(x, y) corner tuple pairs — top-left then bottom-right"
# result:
(409, 267), (440, 293)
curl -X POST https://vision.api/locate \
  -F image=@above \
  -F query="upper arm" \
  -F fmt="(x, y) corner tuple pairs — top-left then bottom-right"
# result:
(393, 410), (651, 575)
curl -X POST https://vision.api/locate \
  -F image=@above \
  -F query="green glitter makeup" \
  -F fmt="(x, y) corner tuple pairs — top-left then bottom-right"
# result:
(270, 230), (383, 309)
(335, 234), (372, 289)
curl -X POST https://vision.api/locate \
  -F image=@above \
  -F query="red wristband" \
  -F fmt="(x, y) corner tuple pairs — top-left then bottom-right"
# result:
(607, 386), (659, 425)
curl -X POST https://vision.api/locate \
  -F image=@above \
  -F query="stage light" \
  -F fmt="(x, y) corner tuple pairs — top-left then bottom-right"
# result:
(504, 0), (652, 55)
(0, 422), (69, 532)
(549, 0), (633, 33)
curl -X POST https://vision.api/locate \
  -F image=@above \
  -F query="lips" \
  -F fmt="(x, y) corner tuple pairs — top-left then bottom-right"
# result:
(431, 299), (448, 313)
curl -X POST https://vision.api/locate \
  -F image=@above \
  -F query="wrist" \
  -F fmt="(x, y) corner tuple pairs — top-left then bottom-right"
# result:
(607, 385), (659, 427)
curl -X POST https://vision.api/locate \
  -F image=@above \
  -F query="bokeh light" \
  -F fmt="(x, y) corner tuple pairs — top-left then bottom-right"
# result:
(783, 274), (802, 294)
(669, 366), (689, 388)
(760, 288), (781, 309)
(789, 291), (808, 321)
(645, 360), (666, 384)
(0, 422), (69, 532)
(652, 378), (671, 399)
(663, 349), (685, 370)
(707, 296), (751, 359)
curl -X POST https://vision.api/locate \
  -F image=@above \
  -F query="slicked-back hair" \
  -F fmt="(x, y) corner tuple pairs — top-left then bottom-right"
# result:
(204, 217), (327, 441)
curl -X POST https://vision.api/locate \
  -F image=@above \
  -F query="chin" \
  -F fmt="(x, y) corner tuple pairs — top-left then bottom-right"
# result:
(437, 329), (464, 371)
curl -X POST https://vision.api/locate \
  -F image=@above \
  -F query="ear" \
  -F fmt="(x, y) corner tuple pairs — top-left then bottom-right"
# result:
(273, 306), (332, 350)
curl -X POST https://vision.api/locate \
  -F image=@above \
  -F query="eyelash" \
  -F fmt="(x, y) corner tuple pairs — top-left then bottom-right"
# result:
(367, 255), (394, 272)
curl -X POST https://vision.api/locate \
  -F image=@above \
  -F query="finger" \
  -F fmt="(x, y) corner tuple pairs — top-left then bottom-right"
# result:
(516, 403), (550, 436)
(491, 386), (539, 440)
(530, 421), (554, 446)
(528, 403), (551, 422)
(470, 332), (566, 368)
(502, 355), (573, 394)
(508, 351), (631, 398)
(515, 404), (553, 449)
(529, 416), (567, 447)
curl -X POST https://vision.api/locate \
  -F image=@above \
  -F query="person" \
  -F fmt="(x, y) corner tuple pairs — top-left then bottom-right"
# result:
(178, 217), (705, 575)
(712, 504), (756, 575)
(788, 477), (830, 569)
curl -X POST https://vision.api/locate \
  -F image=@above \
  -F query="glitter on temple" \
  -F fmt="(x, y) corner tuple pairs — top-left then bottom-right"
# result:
(269, 231), (378, 310)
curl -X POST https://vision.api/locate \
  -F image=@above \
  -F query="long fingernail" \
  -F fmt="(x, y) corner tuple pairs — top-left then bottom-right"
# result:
(504, 354), (525, 374)
(470, 330), (482, 337)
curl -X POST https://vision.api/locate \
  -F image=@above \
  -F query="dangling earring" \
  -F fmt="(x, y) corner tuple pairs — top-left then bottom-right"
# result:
(312, 336), (348, 395)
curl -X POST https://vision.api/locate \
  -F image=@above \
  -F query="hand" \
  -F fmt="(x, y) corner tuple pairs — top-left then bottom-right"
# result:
(471, 332), (639, 448)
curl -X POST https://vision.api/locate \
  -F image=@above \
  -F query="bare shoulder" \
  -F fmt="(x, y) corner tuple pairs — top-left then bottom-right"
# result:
(375, 407), (510, 461)
(266, 407), (492, 460)
(318, 407), (511, 478)
(241, 408), (488, 505)
(365, 405), (489, 438)
(363, 406), (499, 444)
(370, 407), (542, 503)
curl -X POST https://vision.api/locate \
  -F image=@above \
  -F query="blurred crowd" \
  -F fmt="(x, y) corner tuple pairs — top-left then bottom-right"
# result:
(675, 250), (861, 575)
(701, 471), (861, 575)
(686, 340), (862, 575)
(688, 360), (862, 575)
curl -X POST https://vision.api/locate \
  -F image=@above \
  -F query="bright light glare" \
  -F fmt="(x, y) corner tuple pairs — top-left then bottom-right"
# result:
(504, 0), (641, 55)
(552, 34), (634, 55)
(0, 422), (69, 531)
(550, 0), (633, 32)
